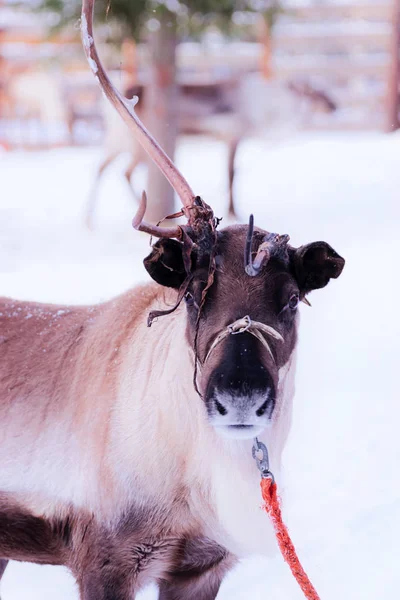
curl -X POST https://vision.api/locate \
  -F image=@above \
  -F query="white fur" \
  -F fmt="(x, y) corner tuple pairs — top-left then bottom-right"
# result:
(0, 405), (104, 516)
(108, 302), (298, 554)
(213, 424), (266, 441)
(208, 358), (297, 556)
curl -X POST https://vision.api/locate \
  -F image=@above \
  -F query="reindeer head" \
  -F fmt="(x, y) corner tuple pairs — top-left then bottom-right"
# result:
(144, 220), (344, 439)
(82, 0), (345, 440)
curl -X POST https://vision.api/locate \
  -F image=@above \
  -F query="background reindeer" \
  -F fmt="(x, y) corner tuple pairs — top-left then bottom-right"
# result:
(86, 75), (337, 227)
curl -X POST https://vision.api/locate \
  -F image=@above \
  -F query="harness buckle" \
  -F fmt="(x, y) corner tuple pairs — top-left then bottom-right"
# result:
(252, 438), (275, 482)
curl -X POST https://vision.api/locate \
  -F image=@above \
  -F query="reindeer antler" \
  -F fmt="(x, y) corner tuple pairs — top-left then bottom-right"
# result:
(132, 192), (183, 240)
(81, 0), (197, 236)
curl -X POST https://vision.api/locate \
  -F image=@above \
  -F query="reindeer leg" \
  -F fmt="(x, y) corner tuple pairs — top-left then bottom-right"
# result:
(0, 558), (8, 600)
(158, 538), (236, 600)
(0, 505), (67, 566)
(78, 571), (134, 600)
(123, 149), (144, 204)
(158, 556), (236, 600)
(75, 531), (137, 600)
(0, 559), (7, 600)
(85, 151), (119, 229)
(0, 559), (8, 580)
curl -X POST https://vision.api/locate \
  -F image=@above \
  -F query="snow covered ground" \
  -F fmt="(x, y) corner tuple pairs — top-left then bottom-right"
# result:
(1, 132), (399, 599)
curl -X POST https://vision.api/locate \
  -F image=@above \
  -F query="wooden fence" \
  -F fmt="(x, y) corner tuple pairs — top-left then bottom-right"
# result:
(0, 0), (399, 147)
(271, 0), (399, 130)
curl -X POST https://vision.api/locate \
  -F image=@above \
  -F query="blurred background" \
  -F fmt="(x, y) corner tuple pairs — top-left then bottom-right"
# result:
(1, 0), (399, 223)
(1, 1), (400, 599)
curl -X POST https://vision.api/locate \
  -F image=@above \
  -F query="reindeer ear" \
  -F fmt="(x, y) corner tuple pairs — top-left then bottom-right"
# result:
(293, 241), (345, 294)
(143, 239), (187, 289)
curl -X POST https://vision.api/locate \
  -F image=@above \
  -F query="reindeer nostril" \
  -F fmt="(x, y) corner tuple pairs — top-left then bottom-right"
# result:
(256, 400), (269, 417)
(215, 398), (228, 416)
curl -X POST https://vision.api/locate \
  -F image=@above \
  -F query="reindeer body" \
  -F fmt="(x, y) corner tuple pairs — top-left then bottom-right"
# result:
(0, 4), (344, 596)
(0, 276), (296, 597)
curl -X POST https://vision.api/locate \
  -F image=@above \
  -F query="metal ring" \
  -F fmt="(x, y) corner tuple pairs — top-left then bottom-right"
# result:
(261, 470), (275, 484)
(252, 438), (275, 482)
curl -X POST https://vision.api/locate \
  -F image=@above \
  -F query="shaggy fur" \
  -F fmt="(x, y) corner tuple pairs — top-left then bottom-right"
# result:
(0, 225), (344, 599)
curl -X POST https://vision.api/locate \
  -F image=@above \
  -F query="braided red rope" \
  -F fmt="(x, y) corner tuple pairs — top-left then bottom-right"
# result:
(260, 477), (321, 600)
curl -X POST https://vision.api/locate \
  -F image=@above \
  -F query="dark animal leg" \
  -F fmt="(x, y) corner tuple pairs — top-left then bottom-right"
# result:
(158, 538), (236, 600)
(227, 137), (241, 218)
(78, 570), (134, 600)
(123, 150), (144, 203)
(158, 556), (235, 600)
(0, 559), (8, 580)
(0, 506), (66, 566)
(0, 559), (7, 600)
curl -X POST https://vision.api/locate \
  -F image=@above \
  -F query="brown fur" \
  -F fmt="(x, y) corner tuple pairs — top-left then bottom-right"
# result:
(159, 538), (236, 600)
(0, 495), (68, 565)
(0, 558), (7, 580)
(0, 499), (233, 599)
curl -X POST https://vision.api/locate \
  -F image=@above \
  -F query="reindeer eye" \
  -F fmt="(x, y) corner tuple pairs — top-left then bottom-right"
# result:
(288, 293), (299, 310)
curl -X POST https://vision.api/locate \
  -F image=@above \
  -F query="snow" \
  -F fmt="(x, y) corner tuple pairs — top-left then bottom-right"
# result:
(1, 132), (400, 599)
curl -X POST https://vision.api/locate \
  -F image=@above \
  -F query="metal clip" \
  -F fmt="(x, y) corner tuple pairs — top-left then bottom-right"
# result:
(252, 438), (275, 482)
(228, 315), (252, 335)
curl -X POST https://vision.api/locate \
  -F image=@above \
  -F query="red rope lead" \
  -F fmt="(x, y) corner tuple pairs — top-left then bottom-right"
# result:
(261, 477), (321, 600)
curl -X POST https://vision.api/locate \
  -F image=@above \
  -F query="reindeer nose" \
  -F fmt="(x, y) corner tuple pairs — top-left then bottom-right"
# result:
(208, 381), (275, 439)
(255, 398), (270, 417)
(215, 397), (228, 416)
(213, 393), (273, 420)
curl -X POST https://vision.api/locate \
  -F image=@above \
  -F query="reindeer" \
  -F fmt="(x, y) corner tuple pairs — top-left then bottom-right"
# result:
(0, 1), (344, 598)
(85, 80), (241, 228)
(85, 70), (337, 227)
